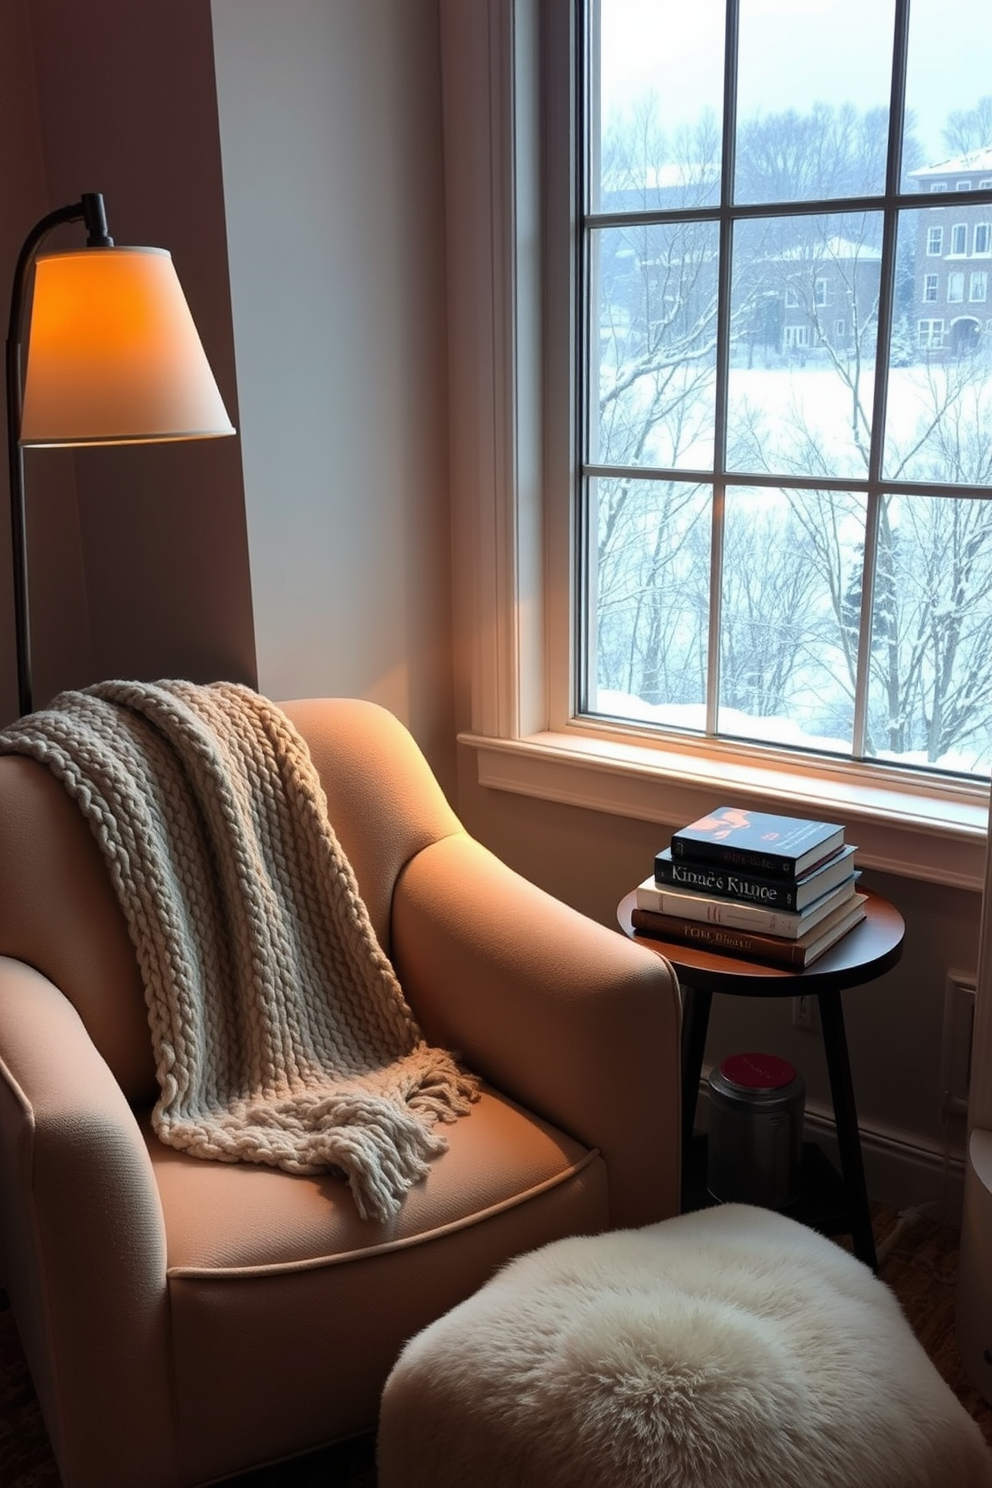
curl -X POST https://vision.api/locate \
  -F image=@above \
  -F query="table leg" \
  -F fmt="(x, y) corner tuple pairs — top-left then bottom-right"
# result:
(681, 984), (712, 1153)
(818, 988), (877, 1272)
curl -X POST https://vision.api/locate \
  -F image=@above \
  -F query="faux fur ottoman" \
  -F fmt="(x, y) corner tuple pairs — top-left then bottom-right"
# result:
(377, 1204), (992, 1488)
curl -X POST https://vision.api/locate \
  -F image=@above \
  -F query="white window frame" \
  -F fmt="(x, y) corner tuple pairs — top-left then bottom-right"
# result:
(927, 225), (943, 255)
(918, 317), (945, 348)
(923, 273), (939, 301)
(976, 223), (992, 255)
(972, 271), (989, 303)
(442, 0), (988, 892)
(951, 222), (968, 255)
(948, 270), (966, 302)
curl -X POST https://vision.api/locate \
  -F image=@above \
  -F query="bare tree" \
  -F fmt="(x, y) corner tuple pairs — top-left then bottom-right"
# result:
(942, 97), (992, 157)
(591, 100), (992, 768)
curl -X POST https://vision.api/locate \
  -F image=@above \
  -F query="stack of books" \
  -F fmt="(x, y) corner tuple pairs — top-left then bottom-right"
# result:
(632, 805), (866, 968)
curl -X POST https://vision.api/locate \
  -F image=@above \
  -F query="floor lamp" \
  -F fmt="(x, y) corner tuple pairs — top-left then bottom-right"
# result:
(4, 192), (235, 717)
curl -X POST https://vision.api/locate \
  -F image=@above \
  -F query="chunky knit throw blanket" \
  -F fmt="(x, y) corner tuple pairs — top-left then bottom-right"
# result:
(0, 680), (479, 1222)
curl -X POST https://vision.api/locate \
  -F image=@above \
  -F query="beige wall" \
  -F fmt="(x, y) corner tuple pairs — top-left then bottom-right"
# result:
(210, 0), (457, 789)
(457, 750), (984, 1212)
(2, 0), (456, 783)
(0, 0), (88, 719)
(1, 0), (256, 719)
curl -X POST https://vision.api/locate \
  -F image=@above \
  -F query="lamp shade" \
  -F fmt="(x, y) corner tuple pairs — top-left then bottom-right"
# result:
(19, 246), (235, 445)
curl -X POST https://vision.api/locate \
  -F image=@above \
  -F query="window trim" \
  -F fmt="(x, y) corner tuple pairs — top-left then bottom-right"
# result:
(442, 0), (989, 893)
(917, 316), (944, 347)
(463, 723), (988, 890)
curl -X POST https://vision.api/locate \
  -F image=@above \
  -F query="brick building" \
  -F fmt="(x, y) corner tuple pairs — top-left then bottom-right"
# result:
(909, 146), (992, 357)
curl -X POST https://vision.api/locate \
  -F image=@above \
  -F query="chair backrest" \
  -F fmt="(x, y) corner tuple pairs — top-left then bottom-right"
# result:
(0, 752), (156, 1102)
(0, 696), (462, 1105)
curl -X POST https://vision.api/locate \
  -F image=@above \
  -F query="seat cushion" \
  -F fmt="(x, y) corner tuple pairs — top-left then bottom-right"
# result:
(147, 1088), (609, 1483)
(148, 1085), (599, 1273)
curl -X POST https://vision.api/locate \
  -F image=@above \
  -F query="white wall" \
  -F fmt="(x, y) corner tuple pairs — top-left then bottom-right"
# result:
(211, 0), (457, 785)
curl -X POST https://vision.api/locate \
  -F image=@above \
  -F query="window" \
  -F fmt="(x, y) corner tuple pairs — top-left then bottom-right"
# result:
(580, 0), (992, 782)
(976, 223), (991, 255)
(918, 318), (944, 348)
(972, 271), (988, 302)
(445, 0), (991, 891)
(957, 180), (973, 191)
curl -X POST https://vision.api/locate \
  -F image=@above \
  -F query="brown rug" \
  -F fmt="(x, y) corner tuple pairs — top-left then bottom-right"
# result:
(0, 1207), (988, 1486)
(870, 1205), (992, 1448)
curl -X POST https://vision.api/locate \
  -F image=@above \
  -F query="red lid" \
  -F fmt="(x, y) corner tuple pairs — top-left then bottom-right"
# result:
(720, 1052), (797, 1092)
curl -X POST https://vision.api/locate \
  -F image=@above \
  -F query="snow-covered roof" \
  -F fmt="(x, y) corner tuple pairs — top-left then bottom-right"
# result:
(774, 236), (883, 263)
(909, 145), (992, 180)
(601, 162), (720, 193)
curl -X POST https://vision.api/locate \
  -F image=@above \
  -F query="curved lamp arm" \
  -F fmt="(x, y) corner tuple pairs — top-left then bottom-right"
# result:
(5, 194), (112, 719)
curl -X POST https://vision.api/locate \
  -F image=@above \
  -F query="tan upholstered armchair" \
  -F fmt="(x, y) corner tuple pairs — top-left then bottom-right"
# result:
(0, 697), (681, 1488)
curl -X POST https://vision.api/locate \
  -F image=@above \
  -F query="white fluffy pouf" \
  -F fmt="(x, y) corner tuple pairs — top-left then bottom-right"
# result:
(377, 1204), (992, 1488)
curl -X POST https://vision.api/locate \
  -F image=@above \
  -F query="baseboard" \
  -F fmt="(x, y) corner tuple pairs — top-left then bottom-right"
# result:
(695, 1079), (966, 1227)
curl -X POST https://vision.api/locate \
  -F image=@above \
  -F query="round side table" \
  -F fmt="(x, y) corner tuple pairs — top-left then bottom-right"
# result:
(618, 888), (905, 1271)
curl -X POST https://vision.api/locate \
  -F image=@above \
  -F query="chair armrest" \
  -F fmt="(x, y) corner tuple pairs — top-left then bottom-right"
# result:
(391, 834), (682, 1230)
(0, 956), (179, 1488)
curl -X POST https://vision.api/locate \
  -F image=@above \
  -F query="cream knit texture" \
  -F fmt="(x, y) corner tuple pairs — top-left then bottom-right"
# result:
(0, 680), (479, 1222)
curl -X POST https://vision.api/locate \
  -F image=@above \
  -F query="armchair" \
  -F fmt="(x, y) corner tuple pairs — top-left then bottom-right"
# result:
(0, 697), (681, 1488)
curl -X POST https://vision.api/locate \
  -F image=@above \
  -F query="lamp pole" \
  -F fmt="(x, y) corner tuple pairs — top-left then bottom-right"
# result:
(5, 194), (114, 718)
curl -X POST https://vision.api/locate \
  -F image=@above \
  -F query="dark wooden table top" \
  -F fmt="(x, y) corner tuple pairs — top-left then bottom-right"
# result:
(617, 887), (905, 997)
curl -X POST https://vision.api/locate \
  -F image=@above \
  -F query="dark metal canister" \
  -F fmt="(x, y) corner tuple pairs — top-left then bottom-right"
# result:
(706, 1051), (805, 1210)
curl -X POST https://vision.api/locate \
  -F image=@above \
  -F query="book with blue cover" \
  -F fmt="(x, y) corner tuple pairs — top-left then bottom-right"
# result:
(669, 805), (844, 879)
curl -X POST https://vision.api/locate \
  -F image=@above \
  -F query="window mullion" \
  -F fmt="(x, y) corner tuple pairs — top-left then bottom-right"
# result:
(851, 491), (881, 757)
(706, 482), (725, 735)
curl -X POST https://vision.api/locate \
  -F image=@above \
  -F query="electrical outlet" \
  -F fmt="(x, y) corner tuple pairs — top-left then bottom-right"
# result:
(792, 994), (818, 1032)
(940, 971), (976, 1119)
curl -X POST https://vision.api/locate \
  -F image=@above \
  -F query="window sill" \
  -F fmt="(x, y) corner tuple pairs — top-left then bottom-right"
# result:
(460, 726), (989, 891)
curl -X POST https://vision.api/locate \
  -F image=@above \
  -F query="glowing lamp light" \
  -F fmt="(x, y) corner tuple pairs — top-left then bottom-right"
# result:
(21, 247), (234, 446)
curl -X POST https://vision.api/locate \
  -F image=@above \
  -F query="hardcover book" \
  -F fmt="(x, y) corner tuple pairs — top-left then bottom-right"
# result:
(670, 805), (844, 878)
(630, 893), (868, 969)
(634, 872), (859, 939)
(653, 844), (857, 912)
